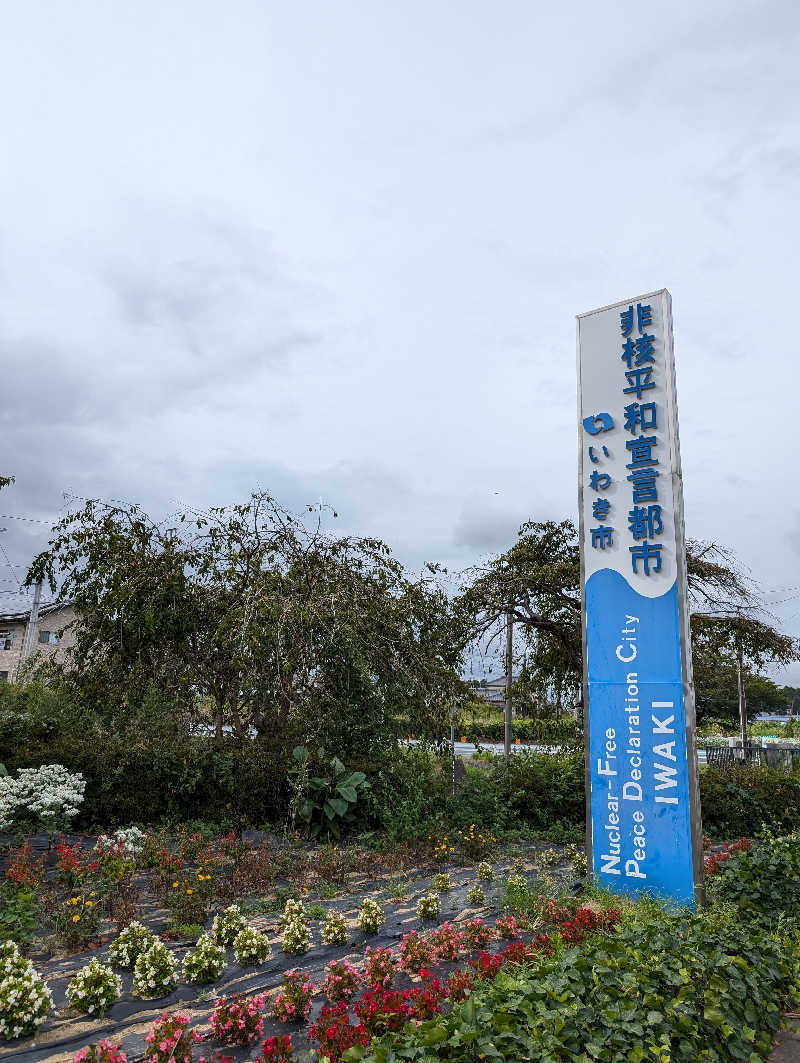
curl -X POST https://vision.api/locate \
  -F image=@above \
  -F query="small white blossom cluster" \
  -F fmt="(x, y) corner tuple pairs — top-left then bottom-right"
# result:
(132, 940), (178, 999)
(109, 922), (156, 969)
(476, 861), (494, 882)
(506, 873), (528, 893)
(433, 872), (453, 893)
(280, 899), (311, 955)
(182, 934), (226, 984)
(416, 892), (441, 920)
(211, 904), (247, 946)
(0, 940), (53, 1040)
(233, 926), (272, 966)
(0, 764), (85, 831)
(466, 883), (486, 907)
(320, 910), (348, 946)
(537, 847), (560, 868)
(95, 827), (147, 858)
(66, 959), (121, 1015)
(358, 898), (385, 935)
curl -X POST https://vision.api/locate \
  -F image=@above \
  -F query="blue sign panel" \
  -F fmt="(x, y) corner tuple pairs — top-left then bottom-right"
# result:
(577, 290), (702, 907)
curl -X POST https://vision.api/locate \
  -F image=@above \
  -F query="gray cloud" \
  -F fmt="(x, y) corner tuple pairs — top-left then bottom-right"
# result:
(0, 1), (799, 683)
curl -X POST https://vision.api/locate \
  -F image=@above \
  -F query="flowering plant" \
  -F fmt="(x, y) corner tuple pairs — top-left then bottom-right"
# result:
(537, 847), (560, 868)
(495, 914), (519, 940)
(363, 945), (396, 988)
(211, 904), (248, 946)
(109, 920), (156, 968)
(445, 967), (475, 1001)
(95, 828), (146, 859)
(270, 969), (315, 1022)
(416, 892), (440, 921)
(309, 1002), (368, 1062)
(455, 824), (496, 860)
(354, 987), (412, 1037)
(5, 843), (45, 891)
(211, 992), (268, 1046)
(429, 921), (464, 963)
(167, 874), (212, 926)
(466, 883), (485, 907)
(144, 1012), (201, 1063)
(0, 764), (85, 834)
(258, 1033), (294, 1061)
(358, 897), (384, 934)
(73, 1039), (128, 1063)
(0, 940), (53, 1039)
(132, 939), (179, 998)
(321, 909), (348, 945)
(280, 900), (311, 954)
(470, 949), (502, 981)
(462, 917), (493, 951)
(56, 840), (99, 888)
(433, 872), (452, 893)
(397, 930), (434, 974)
(53, 891), (101, 949)
(66, 959), (122, 1015)
(182, 933), (227, 983)
(476, 861), (494, 882)
(404, 972), (446, 1020)
(233, 926), (271, 966)
(323, 959), (361, 1002)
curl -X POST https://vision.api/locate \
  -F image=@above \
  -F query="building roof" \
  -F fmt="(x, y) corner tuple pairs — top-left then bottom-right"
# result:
(0, 601), (73, 624)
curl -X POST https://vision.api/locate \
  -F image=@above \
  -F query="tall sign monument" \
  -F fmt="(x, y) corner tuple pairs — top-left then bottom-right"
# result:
(577, 289), (703, 905)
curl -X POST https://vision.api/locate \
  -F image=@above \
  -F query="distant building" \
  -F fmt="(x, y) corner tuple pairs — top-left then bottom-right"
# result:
(473, 674), (516, 704)
(0, 602), (76, 683)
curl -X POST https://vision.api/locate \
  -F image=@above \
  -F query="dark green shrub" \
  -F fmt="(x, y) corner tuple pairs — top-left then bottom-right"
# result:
(492, 750), (586, 830)
(699, 764), (800, 837)
(708, 829), (800, 926)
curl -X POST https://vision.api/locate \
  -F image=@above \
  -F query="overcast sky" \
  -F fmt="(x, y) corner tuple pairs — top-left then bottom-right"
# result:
(1, 1), (799, 683)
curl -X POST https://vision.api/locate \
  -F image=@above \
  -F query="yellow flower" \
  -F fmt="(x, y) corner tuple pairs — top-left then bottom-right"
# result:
(89, 891), (96, 897)
(72, 914), (81, 922)
(85, 901), (94, 907)
(186, 888), (193, 895)
(172, 881), (179, 888)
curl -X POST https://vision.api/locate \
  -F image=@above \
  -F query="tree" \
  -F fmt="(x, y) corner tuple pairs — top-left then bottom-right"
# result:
(457, 518), (789, 720)
(26, 491), (466, 754)
(691, 611), (799, 740)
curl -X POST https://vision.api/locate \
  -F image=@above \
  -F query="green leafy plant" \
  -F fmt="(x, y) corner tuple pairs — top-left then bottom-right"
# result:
(234, 926), (272, 965)
(321, 910), (348, 945)
(109, 921), (157, 968)
(0, 885), (39, 947)
(182, 933), (227, 984)
(0, 940), (53, 1039)
(211, 904), (248, 946)
(66, 959), (122, 1015)
(289, 746), (370, 839)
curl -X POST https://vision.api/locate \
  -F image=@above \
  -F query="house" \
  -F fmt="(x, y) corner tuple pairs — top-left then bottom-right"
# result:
(474, 674), (516, 704)
(0, 601), (76, 682)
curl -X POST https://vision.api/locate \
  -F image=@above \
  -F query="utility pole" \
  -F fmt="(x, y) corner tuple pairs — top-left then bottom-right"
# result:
(736, 640), (748, 756)
(503, 607), (513, 759)
(21, 580), (42, 667)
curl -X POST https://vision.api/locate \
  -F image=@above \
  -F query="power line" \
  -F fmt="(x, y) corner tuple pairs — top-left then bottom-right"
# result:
(0, 536), (21, 590)
(0, 513), (55, 525)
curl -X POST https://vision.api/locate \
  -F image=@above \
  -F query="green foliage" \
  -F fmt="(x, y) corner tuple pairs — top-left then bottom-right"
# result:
(351, 906), (799, 1063)
(0, 686), (290, 826)
(708, 829), (800, 927)
(0, 886), (39, 948)
(26, 491), (466, 753)
(699, 764), (800, 837)
(494, 750), (586, 831)
(290, 746), (370, 839)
